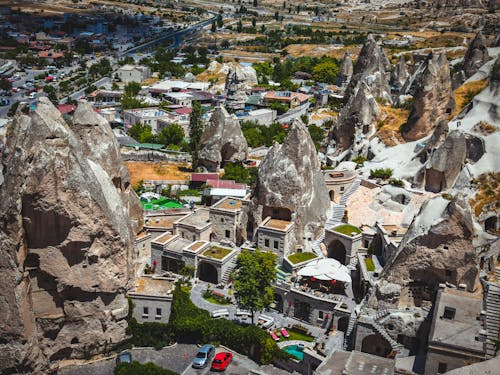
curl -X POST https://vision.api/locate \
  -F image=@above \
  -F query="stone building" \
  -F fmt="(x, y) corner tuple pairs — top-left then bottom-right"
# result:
(323, 170), (357, 203)
(324, 224), (362, 265)
(424, 285), (486, 374)
(315, 350), (395, 375)
(128, 275), (174, 324)
(117, 64), (151, 83)
(257, 217), (295, 261)
(173, 208), (212, 242)
(208, 197), (248, 245)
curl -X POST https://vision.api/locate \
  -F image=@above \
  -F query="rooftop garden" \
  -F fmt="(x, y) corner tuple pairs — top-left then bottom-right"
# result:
(333, 224), (361, 236)
(288, 252), (317, 264)
(365, 257), (375, 272)
(202, 246), (232, 260)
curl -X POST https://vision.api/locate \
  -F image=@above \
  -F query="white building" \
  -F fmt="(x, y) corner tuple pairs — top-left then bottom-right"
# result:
(238, 108), (277, 126)
(117, 64), (151, 83)
(164, 92), (193, 107)
(123, 107), (170, 134)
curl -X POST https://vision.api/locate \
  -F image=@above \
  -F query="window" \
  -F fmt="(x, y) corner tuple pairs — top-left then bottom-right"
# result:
(143, 307), (149, 316)
(443, 307), (456, 320)
(220, 217), (225, 223)
(225, 230), (230, 238)
(340, 186), (345, 192)
(265, 239), (269, 247)
(438, 362), (447, 373)
(445, 269), (452, 277)
(156, 308), (162, 316)
(364, 240), (369, 248)
(274, 240), (279, 249)
(318, 311), (324, 320)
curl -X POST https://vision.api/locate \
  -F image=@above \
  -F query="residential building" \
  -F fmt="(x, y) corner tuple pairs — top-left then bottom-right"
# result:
(236, 108), (277, 126)
(123, 107), (169, 133)
(208, 197), (248, 245)
(202, 180), (248, 205)
(424, 285), (486, 375)
(117, 64), (151, 83)
(173, 209), (212, 242)
(128, 275), (175, 324)
(257, 217), (295, 261)
(164, 92), (192, 107)
(263, 91), (310, 109)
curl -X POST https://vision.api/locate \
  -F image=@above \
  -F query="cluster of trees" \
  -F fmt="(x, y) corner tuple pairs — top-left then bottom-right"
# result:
(254, 56), (340, 85)
(128, 122), (186, 149)
(241, 121), (287, 148)
(222, 162), (258, 187)
(88, 58), (112, 78)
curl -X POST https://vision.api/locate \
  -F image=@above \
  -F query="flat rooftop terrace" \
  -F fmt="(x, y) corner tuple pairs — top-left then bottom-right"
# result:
(260, 218), (293, 232)
(134, 276), (174, 297)
(176, 209), (210, 229)
(212, 197), (243, 211)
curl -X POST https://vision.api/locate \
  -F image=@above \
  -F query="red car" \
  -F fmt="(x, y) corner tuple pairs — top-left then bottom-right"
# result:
(210, 352), (233, 371)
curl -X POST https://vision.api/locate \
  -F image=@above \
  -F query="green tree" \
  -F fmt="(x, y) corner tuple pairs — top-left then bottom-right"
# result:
(128, 122), (155, 143)
(311, 61), (340, 84)
(124, 81), (142, 97)
(158, 123), (184, 147)
(0, 78), (12, 90)
(189, 101), (204, 170)
(223, 162), (258, 187)
(43, 84), (58, 104)
(308, 124), (324, 150)
(232, 250), (277, 323)
(7, 101), (19, 117)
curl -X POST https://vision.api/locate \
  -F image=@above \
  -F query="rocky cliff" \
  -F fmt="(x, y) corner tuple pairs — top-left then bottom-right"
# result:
(391, 56), (409, 93)
(0, 98), (140, 373)
(401, 52), (455, 141)
(336, 52), (353, 87)
(332, 81), (381, 152)
(378, 195), (478, 305)
(344, 35), (392, 103)
(252, 118), (329, 245)
(198, 106), (248, 172)
(462, 31), (490, 79)
(224, 63), (258, 110)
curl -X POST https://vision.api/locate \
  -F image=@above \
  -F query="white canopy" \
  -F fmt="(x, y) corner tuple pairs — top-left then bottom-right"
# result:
(297, 258), (352, 283)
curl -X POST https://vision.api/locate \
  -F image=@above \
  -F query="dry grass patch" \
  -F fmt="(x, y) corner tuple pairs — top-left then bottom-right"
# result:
(452, 79), (488, 117)
(285, 44), (360, 59)
(473, 121), (497, 135)
(125, 161), (191, 186)
(374, 105), (409, 146)
(470, 172), (500, 217)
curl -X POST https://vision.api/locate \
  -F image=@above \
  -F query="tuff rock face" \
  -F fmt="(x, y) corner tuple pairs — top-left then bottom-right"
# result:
(424, 130), (467, 192)
(332, 81), (381, 152)
(224, 63), (258, 110)
(344, 35), (392, 103)
(336, 52), (353, 87)
(379, 195), (478, 306)
(391, 56), (409, 92)
(0, 98), (140, 373)
(401, 52), (455, 141)
(252, 118), (329, 244)
(462, 31), (490, 79)
(198, 106), (248, 172)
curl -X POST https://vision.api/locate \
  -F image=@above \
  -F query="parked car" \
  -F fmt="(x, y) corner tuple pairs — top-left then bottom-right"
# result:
(211, 352), (233, 371)
(192, 344), (215, 368)
(116, 351), (132, 365)
(0, 98), (10, 106)
(28, 92), (37, 99)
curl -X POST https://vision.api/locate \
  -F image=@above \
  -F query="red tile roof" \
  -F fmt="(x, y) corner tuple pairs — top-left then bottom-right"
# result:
(207, 180), (246, 190)
(191, 173), (219, 182)
(57, 104), (76, 115)
(174, 107), (192, 115)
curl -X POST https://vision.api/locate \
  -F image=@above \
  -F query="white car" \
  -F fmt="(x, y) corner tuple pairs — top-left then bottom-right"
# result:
(28, 92), (37, 99)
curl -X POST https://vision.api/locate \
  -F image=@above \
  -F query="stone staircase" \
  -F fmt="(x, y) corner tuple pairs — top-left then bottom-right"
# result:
(311, 231), (326, 257)
(343, 311), (358, 350)
(347, 256), (359, 271)
(375, 308), (390, 321)
(485, 281), (500, 358)
(325, 178), (361, 229)
(221, 256), (238, 284)
(372, 322), (403, 352)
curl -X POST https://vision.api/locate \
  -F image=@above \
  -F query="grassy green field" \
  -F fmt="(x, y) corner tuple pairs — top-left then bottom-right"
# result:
(141, 197), (183, 210)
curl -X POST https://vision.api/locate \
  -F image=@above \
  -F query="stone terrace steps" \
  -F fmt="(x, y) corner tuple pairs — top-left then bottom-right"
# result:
(485, 283), (500, 358)
(325, 178), (361, 229)
(221, 256), (238, 284)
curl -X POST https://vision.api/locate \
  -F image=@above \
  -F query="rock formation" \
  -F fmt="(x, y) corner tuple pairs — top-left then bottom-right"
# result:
(0, 98), (140, 373)
(391, 56), (409, 93)
(332, 81), (381, 152)
(344, 35), (392, 103)
(224, 63), (258, 110)
(252, 118), (329, 245)
(379, 195), (478, 306)
(198, 106), (248, 172)
(424, 130), (467, 192)
(462, 31), (490, 80)
(401, 52), (455, 141)
(336, 52), (353, 88)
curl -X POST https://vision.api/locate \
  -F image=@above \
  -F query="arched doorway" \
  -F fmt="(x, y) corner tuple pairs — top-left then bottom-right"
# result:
(485, 216), (498, 233)
(198, 262), (218, 284)
(293, 300), (311, 322)
(329, 190), (335, 202)
(337, 316), (349, 332)
(361, 334), (392, 357)
(327, 240), (347, 265)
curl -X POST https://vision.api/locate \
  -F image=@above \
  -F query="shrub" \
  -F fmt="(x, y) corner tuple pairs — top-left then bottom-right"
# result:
(370, 168), (393, 179)
(291, 324), (309, 335)
(352, 155), (367, 166)
(169, 283), (288, 364)
(388, 178), (404, 187)
(441, 193), (453, 200)
(365, 257), (375, 272)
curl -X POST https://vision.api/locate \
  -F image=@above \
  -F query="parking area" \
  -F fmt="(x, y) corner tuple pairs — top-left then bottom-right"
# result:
(181, 346), (260, 375)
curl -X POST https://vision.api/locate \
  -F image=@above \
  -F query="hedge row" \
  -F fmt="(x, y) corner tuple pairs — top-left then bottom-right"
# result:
(126, 283), (289, 365)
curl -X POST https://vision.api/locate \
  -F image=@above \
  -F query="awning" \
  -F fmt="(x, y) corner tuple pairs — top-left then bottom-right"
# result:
(297, 258), (352, 283)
